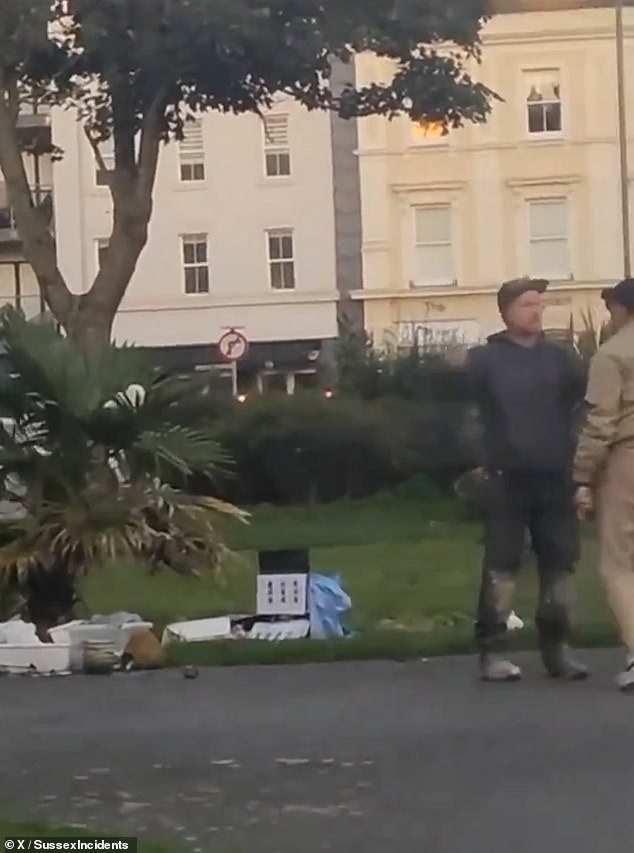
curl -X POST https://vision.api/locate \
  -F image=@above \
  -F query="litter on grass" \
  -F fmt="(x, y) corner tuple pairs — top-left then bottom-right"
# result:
(162, 572), (351, 645)
(0, 612), (156, 675)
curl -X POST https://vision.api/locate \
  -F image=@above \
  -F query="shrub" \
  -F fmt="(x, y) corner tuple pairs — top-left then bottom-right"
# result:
(336, 324), (468, 404)
(373, 396), (474, 489)
(213, 391), (473, 505)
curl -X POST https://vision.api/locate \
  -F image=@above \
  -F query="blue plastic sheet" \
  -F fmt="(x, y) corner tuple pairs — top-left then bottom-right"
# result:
(309, 573), (352, 638)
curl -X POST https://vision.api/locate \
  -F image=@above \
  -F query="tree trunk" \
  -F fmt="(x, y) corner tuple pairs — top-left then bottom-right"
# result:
(24, 560), (78, 638)
(63, 208), (150, 350)
(64, 298), (114, 351)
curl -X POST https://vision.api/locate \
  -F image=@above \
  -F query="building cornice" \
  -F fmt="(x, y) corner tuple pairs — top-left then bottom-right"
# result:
(483, 25), (631, 46)
(506, 174), (583, 189)
(358, 136), (633, 159)
(350, 281), (610, 301)
(390, 180), (467, 195)
(119, 291), (339, 314)
(489, 0), (633, 13)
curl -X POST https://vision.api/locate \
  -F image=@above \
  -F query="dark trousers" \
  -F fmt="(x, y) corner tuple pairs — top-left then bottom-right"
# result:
(475, 469), (580, 654)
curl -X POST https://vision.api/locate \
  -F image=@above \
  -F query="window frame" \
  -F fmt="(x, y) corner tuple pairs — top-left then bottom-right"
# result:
(266, 228), (296, 291)
(262, 114), (292, 179)
(92, 136), (115, 187)
(411, 204), (456, 288)
(523, 68), (563, 138)
(178, 119), (206, 184)
(181, 233), (211, 295)
(527, 197), (571, 281)
(95, 153), (115, 187)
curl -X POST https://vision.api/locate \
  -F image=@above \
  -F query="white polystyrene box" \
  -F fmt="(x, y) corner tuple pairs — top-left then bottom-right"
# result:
(0, 642), (71, 674)
(49, 621), (153, 670)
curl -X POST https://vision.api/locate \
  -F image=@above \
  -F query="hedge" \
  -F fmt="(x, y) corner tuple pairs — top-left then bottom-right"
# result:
(210, 391), (475, 505)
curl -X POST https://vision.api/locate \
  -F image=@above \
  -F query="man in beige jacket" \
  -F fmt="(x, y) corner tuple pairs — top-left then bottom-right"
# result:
(574, 278), (634, 691)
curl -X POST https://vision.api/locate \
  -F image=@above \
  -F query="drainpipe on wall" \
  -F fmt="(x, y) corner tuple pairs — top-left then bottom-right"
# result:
(616, 0), (632, 277)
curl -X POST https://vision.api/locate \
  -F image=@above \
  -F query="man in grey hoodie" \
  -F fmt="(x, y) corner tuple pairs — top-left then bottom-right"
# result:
(466, 277), (588, 682)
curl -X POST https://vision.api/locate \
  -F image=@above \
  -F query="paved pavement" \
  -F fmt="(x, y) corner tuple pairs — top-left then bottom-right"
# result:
(2, 649), (634, 853)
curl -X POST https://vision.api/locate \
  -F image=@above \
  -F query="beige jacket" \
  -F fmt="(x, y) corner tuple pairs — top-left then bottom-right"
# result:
(573, 321), (634, 486)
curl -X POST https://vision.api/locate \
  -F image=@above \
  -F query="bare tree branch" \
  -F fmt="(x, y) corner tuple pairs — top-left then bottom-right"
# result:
(110, 85), (137, 175)
(83, 127), (107, 172)
(137, 92), (166, 196)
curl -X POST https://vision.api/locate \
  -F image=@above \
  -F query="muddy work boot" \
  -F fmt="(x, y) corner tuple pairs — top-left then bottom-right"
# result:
(536, 572), (587, 680)
(476, 568), (519, 683)
(480, 653), (522, 682)
(616, 657), (634, 692)
(539, 642), (589, 680)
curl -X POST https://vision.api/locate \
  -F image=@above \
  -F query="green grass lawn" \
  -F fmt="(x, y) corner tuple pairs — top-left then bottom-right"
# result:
(80, 494), (617, 665)
(224, 494), (465, 550)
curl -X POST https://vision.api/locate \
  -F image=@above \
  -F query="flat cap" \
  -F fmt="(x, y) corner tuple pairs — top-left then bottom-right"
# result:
(601, 278), (634, 309)
(497, 277), (549, 314)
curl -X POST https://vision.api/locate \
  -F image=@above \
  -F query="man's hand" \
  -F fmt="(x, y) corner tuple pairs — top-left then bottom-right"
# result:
(453, 466), (489, 503)
(574, 486), (594, 520)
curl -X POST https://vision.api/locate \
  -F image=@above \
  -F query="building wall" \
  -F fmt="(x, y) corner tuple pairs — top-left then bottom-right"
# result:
(355, 6), (633, 346)
(51, 99), (339, 348)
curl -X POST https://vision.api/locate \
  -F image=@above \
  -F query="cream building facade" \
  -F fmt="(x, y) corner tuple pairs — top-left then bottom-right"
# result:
(2, 2), (630, 371)
(1, 61), (364, 391)
(51, 98), (343, 387)
(355, 2), (634, 349)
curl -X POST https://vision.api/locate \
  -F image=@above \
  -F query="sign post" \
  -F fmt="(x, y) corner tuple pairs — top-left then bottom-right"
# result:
(231, 361), (238, 398)
(218, 328), (249, 398)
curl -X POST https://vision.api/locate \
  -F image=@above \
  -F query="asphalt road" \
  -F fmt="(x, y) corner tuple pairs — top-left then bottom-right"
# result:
(2, 649), (634, 853)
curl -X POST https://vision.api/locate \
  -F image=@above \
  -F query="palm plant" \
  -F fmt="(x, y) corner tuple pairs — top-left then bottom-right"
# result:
(573, 308), (612, 367)
(546, 310), (612, 379)
(0, 308), (246, 633)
